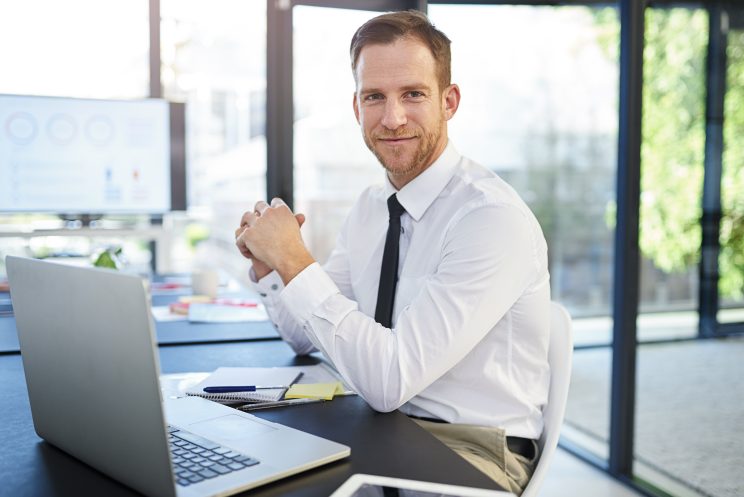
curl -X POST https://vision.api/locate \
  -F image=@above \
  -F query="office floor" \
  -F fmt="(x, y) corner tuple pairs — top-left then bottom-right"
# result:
(564, 333), (744, 497)
(541, 448), (640, 497)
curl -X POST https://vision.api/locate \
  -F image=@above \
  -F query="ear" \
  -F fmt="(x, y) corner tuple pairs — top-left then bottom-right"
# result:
(353, 92), (360, 124)
(443, 84), (461, 121)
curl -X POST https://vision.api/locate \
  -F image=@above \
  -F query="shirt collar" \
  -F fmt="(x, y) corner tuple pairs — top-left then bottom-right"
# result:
(384, 141), (460, 222)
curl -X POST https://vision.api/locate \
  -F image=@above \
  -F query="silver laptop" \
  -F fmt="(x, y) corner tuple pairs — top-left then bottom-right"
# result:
(7, 256), (350, 497)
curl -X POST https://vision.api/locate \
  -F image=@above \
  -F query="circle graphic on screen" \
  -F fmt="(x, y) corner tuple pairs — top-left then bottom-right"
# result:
(47, 114), (78, 146)
(85, 115), (115, 146)
(5, 112), (38, 145)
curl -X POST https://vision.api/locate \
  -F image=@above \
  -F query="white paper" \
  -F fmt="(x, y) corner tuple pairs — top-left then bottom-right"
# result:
(187, 303), (268, 323)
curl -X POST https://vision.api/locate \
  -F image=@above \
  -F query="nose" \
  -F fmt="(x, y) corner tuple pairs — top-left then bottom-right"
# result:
(380, 99), (407, 130)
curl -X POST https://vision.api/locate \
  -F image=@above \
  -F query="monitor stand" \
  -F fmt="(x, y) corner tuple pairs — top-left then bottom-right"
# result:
(149, 215), (163, 274)
(57, 214), (104, 229)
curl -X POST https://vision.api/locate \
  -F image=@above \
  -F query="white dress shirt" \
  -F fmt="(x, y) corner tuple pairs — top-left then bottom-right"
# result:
(253, 141), (551, 439)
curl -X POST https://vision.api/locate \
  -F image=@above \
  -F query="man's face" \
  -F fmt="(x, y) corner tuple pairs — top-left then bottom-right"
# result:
(353, 37), (459, 189)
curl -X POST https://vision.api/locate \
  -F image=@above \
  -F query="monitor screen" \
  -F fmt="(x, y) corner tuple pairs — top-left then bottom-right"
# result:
(0, 94), (183, 214)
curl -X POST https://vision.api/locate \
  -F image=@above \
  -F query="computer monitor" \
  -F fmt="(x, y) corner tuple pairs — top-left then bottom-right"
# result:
(0, 94), (186, 215)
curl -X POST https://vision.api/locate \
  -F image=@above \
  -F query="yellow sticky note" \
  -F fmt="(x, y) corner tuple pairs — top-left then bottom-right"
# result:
(284, 382), (344, 401)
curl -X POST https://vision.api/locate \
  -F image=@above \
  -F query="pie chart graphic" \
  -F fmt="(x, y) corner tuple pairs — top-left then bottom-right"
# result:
(85, 115), (115, 146)
(47, 114), (78, 145)
(5, 112), (38, 145)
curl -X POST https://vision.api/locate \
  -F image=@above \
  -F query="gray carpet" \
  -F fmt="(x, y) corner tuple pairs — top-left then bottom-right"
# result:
(564, 336), (744, 497)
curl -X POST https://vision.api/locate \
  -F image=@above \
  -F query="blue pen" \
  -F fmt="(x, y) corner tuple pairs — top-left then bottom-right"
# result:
(203, 385), (288, 393)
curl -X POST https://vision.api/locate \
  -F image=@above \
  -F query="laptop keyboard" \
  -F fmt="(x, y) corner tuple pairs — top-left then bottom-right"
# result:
(168, 425), (260, 487)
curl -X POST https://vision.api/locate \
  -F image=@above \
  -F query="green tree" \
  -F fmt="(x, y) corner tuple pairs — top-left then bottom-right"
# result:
(721, 29), (744, 299)
(640, 9), (707, 277)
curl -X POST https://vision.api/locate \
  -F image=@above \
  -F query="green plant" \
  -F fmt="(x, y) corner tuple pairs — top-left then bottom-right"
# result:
(185, 223), (210, 250)
(93, 247), (123, 270)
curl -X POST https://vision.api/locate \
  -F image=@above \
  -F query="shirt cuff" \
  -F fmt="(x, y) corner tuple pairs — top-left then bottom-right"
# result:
(280, 262), (339, 325)
(251, 269), (284, 298)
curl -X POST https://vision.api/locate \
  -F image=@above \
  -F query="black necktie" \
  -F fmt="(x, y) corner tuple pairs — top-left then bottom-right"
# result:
(374, 194), (406, 328)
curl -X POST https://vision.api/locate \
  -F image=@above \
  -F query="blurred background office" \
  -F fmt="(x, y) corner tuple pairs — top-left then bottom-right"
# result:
(0, 1), (742, 497)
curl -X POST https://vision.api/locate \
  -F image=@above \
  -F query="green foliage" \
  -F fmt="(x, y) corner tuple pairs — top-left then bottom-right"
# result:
(593, 7), (620, 62)
(93, 247), (123, 270)
(594, 8), (744, 299)
(641, 9), (707, 274)
(721, 30), (744, 298)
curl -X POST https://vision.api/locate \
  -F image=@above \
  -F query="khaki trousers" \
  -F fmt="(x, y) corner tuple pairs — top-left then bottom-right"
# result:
(413, 419), (538, 496)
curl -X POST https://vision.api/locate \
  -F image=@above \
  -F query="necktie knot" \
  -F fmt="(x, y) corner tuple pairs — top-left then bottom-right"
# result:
(387, 194), (406, 219)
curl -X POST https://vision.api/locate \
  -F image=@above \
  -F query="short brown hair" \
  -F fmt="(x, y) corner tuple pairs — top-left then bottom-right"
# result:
(350, 10), (452, 93)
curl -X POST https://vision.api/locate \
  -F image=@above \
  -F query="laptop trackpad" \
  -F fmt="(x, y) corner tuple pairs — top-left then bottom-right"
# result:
(190, 414), (276, 441)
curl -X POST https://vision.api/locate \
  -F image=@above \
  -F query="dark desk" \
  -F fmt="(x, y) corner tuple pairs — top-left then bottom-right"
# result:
(0, 296), (280, 354)
(0, 273), (281, 353)
(0, 340), (502, 496)
(0, 315), (279, 353)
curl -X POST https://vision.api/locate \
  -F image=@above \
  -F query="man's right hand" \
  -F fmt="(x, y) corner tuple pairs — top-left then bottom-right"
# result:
(235, 207), (306, 281)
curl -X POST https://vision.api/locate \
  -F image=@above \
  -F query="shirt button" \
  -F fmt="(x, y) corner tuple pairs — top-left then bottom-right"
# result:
(271, 284), (279, 291)
(259, 292), (267, 297)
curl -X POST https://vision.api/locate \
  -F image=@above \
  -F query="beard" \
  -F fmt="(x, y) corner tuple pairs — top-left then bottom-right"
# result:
(362, 120), (444, 179)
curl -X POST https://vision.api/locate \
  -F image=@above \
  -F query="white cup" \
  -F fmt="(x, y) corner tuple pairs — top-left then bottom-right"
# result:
(191, 270), (219, 298)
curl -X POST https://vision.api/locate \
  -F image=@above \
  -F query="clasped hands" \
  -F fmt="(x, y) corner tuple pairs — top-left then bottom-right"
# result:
(235, 198), (315, 284)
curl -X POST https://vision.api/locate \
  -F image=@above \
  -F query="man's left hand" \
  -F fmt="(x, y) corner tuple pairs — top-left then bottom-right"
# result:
(236, 198), (315, 285)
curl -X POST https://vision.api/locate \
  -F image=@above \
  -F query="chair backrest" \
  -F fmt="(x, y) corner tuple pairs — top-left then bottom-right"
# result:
(521, 301), (573, 497)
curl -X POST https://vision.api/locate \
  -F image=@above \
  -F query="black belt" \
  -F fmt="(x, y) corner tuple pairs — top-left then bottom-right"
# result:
(408, 415), (536, 460)
(506, 436), (536, 460)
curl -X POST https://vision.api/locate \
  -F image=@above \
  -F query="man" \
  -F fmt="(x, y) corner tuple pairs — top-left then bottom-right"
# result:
(235, 10), (550, 495)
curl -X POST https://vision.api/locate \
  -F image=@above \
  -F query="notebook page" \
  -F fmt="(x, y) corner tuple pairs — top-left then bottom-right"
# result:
(184, 367), (302, 404)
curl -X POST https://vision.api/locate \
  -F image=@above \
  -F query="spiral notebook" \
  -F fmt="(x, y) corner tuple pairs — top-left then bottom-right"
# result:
(184, 367), (303, 404)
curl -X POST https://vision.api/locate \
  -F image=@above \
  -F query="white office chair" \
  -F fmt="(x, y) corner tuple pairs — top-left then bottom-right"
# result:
(521, 301), (573, 497)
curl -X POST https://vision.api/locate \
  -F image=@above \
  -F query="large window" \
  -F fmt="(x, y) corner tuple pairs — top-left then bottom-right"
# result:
(430, 5), (619, 320)
(161, 0), (267, 272)
(637, 8), (706, 343)
(0, 0), (149, 99)
(292, 6), (385, 263)
(634, 9), (742, 497)
(720, 23), (744, 324)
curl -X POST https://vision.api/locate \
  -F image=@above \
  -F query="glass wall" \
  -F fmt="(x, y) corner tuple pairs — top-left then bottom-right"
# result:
(635, 10), (742, 497)
(430, 5), (619, 319)
(161, 0), (267, 272)
(637, 8), (706, 344)
(720, 22), (744, 324)
(292, 6), (385, 263)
